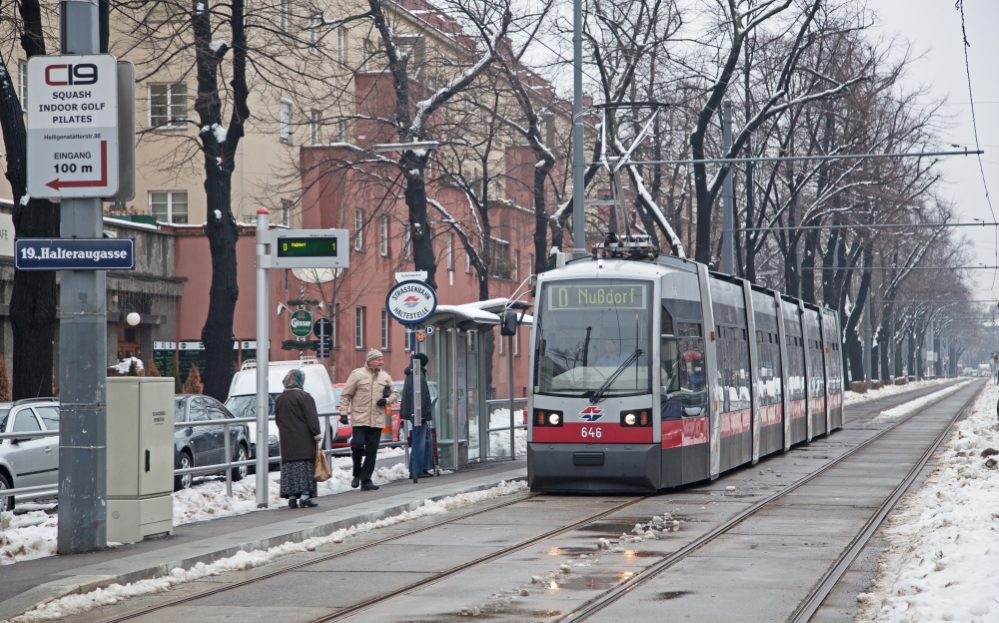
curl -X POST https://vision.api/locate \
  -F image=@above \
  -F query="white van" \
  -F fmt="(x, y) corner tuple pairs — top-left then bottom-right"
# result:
(226, 357), (337, 460)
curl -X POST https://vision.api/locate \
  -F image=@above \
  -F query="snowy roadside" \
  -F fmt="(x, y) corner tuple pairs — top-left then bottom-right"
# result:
(8, 480), (529, 623)
(856, 381), (999, 622)
(872, 380), (974, 423)
(0, 447), (412, 566)
(844, 378), (950, 407)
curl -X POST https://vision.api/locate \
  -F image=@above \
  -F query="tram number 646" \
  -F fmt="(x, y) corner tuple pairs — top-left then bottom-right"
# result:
(580, 427), (602, 439)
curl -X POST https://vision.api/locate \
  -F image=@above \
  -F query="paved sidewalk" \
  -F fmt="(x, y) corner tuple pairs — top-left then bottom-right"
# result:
(0, 459), (526, 621)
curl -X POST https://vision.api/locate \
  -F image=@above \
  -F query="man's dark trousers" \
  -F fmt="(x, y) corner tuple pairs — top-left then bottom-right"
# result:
(351, 425), (382, 484)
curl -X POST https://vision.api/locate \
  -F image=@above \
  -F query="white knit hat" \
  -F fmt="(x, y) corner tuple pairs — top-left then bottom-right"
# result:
(366, 348), (384, 363)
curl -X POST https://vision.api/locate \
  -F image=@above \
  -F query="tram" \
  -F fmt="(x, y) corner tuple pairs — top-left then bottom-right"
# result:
(527, 239), (844, 493)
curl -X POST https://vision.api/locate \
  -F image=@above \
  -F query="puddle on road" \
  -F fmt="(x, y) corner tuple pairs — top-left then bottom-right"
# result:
(551, 571), (635, 591)
(657, 590), (693, 600)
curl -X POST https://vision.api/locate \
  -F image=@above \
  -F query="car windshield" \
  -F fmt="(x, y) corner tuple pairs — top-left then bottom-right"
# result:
(534, 279), (653, 397)
(226, 394), (278, 418)
(174, 398), (186, 422)
(0, 408), (9, 432)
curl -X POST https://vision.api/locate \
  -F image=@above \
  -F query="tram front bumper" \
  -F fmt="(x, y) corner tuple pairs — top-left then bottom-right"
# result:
(527, 443), (660, 493)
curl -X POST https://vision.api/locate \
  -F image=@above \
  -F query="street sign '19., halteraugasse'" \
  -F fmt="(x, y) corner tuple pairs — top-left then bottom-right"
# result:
(26, 54), (119, 199)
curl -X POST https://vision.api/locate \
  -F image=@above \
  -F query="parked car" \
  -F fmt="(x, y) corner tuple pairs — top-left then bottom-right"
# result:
(0, 399), (61, 511)
(226, 357), (338, 460)
(173, 395), (250, 491)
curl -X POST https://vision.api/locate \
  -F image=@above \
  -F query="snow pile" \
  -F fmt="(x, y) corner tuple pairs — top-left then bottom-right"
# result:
(11, 480), (528, 623)
(0, 510), (58, 565)
(856, 383), (999, 621)
(872, 380), (973, 423)
(843, 378), (949, 406)
(110, 357), (144, 375)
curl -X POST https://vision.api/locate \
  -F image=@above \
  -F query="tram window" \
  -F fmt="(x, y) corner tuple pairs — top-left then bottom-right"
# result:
(677, 322), (701, 337)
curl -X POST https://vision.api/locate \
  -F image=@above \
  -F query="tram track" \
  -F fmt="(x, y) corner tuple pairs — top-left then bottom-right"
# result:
(74, 380), (967, 623)
(556, 380), (984, 622)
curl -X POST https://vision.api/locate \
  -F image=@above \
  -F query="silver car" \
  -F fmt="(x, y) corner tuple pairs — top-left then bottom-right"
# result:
(0, 399), (61, 511)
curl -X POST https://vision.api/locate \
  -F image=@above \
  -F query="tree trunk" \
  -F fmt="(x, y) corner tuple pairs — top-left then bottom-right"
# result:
(0, 5), (59, 399)
(402, 152), (437, 289)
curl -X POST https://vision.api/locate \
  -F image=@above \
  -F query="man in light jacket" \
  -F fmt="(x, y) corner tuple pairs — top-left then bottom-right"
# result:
(341, 349), (398, 490)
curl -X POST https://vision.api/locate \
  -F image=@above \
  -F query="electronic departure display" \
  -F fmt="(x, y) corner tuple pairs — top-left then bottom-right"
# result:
(547, 282), (647, 310)
(276, 237), (338, 258)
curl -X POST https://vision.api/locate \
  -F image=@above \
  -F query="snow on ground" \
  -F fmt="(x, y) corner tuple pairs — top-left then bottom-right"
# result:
(0, 510), (57, 565)
(844, 378), (950, 407)
(0, 447), (410, 566)
(856, 382), (999, 622)
(10, 480), (529, 623)
(872, 380), (974, 423)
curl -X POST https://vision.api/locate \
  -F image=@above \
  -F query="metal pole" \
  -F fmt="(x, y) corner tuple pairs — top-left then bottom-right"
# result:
(864, 294), (872, 388)
(928, 318), (934, 378)
(224, 421), (232, 497)
(508, 334), (515, 460)
(721, 100), (734, 274)
(255, 209), (270, 507)
(409, 325), (418, 471)
(56, 0), (107, 556)
(571, 0), (585, 257)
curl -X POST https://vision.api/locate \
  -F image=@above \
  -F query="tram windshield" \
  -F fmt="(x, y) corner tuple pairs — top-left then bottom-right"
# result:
(534, 279), (652, 398)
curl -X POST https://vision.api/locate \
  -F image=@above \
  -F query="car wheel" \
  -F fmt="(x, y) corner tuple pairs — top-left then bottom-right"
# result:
(232, 444), (248, 482)
(174, 452), (193, 491)
(0, 472), (12, 512)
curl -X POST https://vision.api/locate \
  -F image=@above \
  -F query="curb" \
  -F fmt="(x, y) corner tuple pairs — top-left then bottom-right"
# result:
(0, 468), (526, 621)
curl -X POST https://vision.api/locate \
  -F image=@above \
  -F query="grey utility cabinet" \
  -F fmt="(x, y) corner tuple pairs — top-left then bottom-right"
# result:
(106, 377), (174, 543)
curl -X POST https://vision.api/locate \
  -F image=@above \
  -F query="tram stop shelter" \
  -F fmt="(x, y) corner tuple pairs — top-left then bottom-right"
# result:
(417, 298), (532, 470)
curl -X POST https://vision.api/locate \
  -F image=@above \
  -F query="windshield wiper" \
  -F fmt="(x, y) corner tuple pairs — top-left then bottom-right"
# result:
(586, 349), (643, 404)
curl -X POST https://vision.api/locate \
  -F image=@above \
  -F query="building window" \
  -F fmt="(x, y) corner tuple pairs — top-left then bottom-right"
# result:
(335, 120), (346, 142)
(280, 199), (291, 226)
(381, 309), (390, 349)
(337, 27), (346, 64)
(498, 333), (504, 355)
(18, 61), (27, 109)
(404, 326), (411, 352)
(379, 215), (389, 257)
(403, 224), (411, 260)
(310, 110), (321, 145)
(149, 191), (189, 224)
(354, 209), (364, 251)
(333, 303), (340, 349)
(514, 332), (520, 356)
(149, 83), (187, 129)
(513, 249), (520, 282)
(309, 14), (320, 52)
(279, 0), (288, 33)
(446, 233), (453, 270)
(355, 307), (365, 349)
(279, 98), (292, 143)
(465, 250), (471, 273)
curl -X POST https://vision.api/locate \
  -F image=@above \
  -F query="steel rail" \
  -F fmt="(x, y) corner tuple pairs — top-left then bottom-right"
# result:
(557, 380), (980, 622)
(788, 382), (983, 622)
(97, 491), (539, 623)
(309, 494), (655, 623)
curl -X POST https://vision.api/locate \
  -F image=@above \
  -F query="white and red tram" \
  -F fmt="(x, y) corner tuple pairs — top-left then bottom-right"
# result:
(527, 251), (844, 493)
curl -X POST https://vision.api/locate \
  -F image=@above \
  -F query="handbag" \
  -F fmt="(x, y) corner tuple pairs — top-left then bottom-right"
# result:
(314, 449), (332, 482)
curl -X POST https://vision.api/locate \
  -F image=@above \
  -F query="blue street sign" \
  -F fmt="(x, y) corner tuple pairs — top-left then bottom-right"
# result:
(15, 238), (134, 270)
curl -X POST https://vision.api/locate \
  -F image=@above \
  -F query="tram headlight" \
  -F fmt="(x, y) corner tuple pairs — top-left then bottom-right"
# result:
(620, 410), (652, 427)
(533, 408), (563, 427)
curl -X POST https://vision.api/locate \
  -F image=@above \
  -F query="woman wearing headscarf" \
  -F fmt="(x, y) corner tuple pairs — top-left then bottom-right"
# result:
(275, 369), (322, 508)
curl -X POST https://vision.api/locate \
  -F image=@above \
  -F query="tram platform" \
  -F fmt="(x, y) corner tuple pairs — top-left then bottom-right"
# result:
(0, 458), (526, 622)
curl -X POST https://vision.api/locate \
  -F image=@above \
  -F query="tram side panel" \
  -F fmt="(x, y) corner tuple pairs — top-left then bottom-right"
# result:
(804, 306), (827, 437)
(781, 298), (808, 445)
(709, 277), (753, 472)
(751, 288), (784, 457)
(822, 309), (844, 430)
(660, 271), (710, 488)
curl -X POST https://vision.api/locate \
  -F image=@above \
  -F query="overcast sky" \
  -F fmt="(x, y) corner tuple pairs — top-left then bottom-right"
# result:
(865, 0), (998, 298)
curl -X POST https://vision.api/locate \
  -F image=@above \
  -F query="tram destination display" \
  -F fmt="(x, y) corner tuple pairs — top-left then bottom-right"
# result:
(547, 282), (647, 310)
(277, 237), (338, 259)
(270, 229), (349, 269)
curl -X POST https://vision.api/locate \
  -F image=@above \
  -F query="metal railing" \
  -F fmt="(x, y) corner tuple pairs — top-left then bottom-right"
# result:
(0, 414), (408, 505)
(485, 398), (527, 460)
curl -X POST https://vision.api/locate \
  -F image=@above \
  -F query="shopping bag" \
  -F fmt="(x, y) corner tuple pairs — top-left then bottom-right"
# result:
(314, 449), (332, 482)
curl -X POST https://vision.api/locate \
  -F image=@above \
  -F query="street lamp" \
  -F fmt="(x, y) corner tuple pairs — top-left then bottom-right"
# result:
(126, 312), (141, 326)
